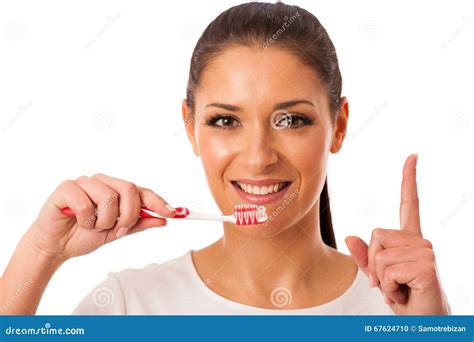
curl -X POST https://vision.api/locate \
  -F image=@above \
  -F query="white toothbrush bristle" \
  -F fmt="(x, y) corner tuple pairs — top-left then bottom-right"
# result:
(233, 204), (268, 225)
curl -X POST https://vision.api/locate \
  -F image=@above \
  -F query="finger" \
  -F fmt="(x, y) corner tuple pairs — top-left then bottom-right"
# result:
(345, 236), (369, 276)
(49, 180), (96, 229)
(368, 228), (428, 287)
(125, 217), (168, 235)
(91, 174), (143, 236)
(104, 217), (168, 243)
(91, 174), (176, 219)
(75, 176), (119, 231)
(138, 187), (176, 218)
(381, 262), (420, 305)
(375, 246), (433, 299)
(400, 154), (422, 236)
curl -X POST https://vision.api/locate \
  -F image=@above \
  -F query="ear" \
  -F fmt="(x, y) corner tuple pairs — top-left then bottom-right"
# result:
(181, 99), (200, 157)
(330, 96), (349, 154)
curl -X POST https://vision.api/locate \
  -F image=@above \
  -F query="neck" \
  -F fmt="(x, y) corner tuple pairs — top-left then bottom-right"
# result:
(199, 201), (333, 292)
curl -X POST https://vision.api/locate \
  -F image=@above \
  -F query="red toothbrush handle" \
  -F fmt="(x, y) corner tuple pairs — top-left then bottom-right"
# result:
(61, 207), (76, 216)
(61, 207), (189, 219)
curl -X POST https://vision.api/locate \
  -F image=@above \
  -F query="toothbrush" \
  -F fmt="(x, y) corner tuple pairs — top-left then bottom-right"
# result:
(61, 204), (268, 226)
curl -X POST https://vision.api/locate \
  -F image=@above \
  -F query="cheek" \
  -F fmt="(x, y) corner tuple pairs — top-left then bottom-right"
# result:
(295, 139), (327, 178)
(197, 131), (235, 183)
(289, 131), (330, 197)
(197, 132), (241, 213)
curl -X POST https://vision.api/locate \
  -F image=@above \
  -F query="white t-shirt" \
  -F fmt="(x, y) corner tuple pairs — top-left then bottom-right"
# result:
(72, 250), (395, 315)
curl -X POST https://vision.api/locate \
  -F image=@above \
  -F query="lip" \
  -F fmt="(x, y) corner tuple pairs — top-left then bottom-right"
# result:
(231, 178), (290, 186)
(230, 180), (292, 205)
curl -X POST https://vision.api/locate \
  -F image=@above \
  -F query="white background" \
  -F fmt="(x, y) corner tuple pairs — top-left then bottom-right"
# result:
(1, 0), (473, 314)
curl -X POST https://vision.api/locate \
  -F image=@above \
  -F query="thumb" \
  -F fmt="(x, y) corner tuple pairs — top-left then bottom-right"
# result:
(345, 235), (369, 276)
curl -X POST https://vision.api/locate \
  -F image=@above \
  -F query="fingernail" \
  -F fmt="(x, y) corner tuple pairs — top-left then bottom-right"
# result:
(165, 204), (175, 212)
(116, 227), (128, 238)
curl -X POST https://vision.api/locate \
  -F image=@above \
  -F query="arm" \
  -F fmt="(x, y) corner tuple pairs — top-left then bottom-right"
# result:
(1, 174), (173, 315)
(0, 226), (65, 315)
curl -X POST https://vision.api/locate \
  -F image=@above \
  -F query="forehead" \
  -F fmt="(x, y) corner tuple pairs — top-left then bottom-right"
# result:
(196, 46), (329, 111)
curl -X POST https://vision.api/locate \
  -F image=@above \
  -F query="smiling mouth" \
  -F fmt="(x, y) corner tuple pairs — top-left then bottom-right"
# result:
(230, 180), (292, 196)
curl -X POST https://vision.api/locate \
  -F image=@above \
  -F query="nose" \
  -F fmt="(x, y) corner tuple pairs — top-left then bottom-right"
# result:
(239, 123), (279, 174)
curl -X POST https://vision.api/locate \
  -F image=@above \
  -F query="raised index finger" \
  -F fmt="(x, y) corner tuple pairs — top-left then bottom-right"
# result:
(399, 154), (422, 236)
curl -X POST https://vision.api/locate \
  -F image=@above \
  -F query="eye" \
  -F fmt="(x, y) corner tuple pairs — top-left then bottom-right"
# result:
(205, 114), (241, 130)
(273, 113), (315, 129)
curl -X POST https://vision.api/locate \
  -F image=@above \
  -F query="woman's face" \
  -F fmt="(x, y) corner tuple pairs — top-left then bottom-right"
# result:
(183, 46), (348, 237)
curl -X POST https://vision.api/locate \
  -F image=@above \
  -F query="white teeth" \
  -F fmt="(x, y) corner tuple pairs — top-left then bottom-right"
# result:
(236, 182), (287, 195)
(252, 185), (260, 195)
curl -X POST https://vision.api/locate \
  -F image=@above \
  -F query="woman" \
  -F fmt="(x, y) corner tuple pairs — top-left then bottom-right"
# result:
(0, 2), (450, 315)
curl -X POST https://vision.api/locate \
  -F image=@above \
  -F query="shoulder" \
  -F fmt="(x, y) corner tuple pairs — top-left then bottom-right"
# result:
(327, 247), (359, 285)
(72, 250), (193, 315)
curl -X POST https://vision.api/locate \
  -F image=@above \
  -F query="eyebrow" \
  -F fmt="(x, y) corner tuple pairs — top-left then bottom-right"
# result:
(204, 99), (315, 112)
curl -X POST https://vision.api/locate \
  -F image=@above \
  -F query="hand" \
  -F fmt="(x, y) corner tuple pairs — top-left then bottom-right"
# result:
(26, 174), (176, 261)
(345, 154), (450, 315)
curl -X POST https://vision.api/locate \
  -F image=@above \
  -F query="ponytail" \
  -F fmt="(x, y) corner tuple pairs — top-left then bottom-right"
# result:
(319, 178), (337, 249)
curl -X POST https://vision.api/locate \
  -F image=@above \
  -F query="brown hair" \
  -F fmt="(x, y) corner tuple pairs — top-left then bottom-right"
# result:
(185, 2), (342, 249)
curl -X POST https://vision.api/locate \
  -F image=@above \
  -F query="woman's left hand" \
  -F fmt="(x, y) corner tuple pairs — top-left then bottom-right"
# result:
(345, 154), (451, 315)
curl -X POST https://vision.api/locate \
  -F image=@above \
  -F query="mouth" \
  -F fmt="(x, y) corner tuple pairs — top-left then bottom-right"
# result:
(230, 179), (292, 205)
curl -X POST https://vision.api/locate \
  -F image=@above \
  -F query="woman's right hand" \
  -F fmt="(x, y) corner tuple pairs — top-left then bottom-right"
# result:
(26, 173), (176, 261)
